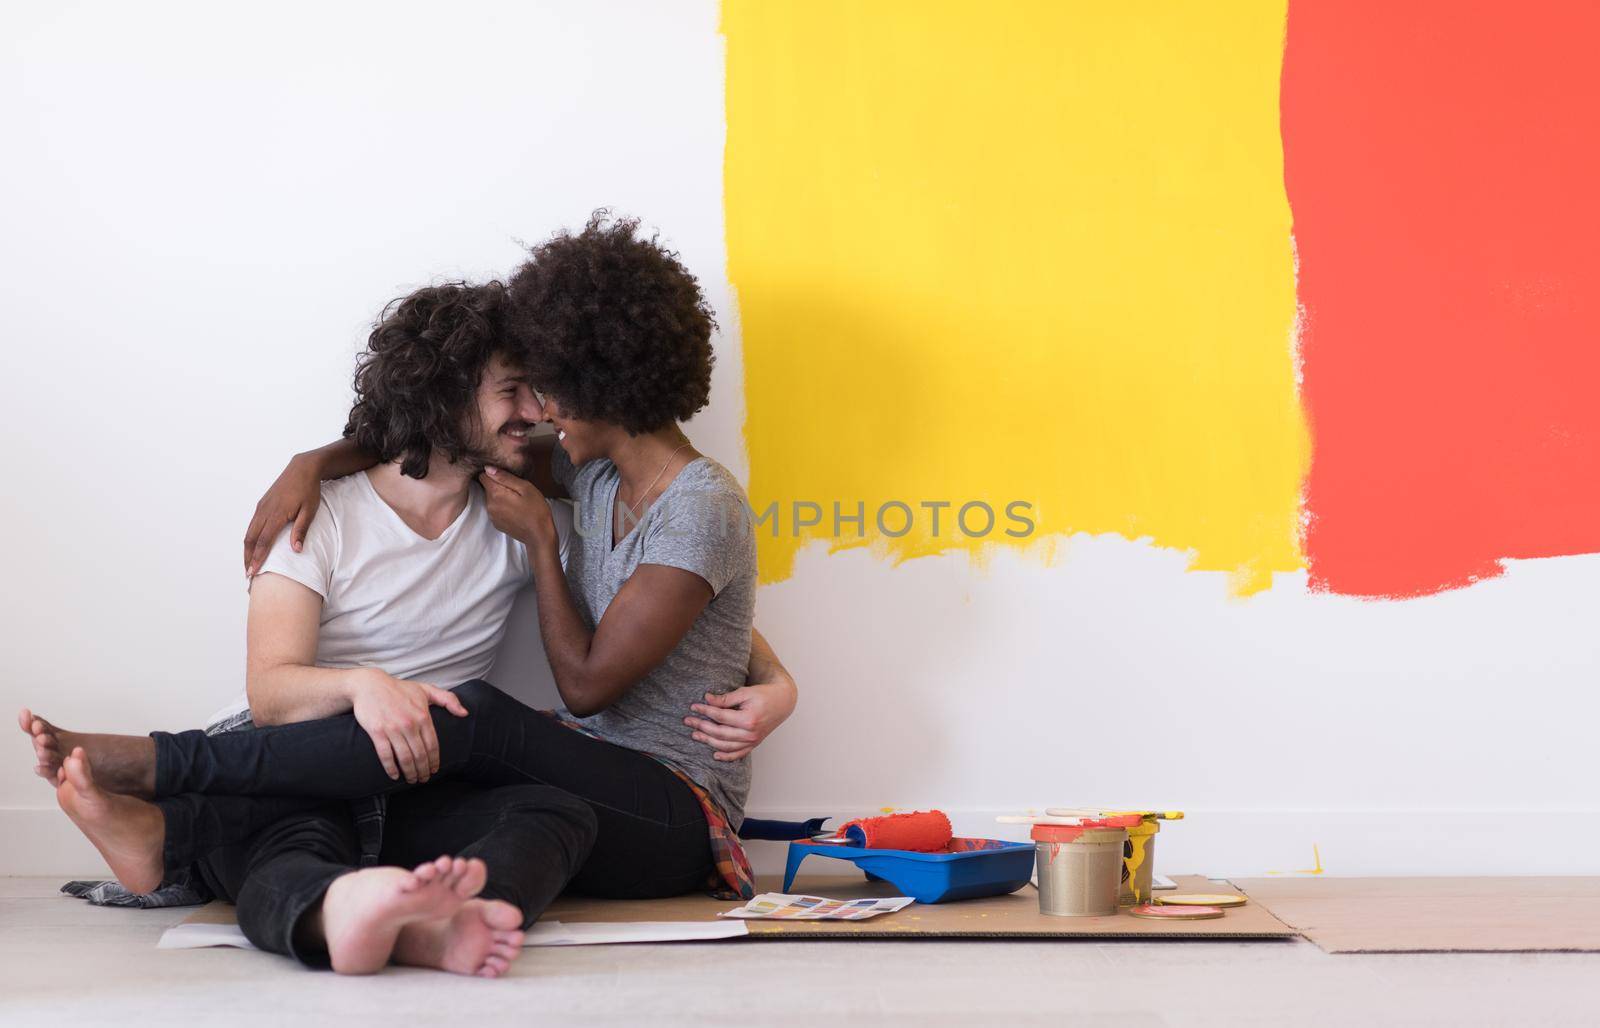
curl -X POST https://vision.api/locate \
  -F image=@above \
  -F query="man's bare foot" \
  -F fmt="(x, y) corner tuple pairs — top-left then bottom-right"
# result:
(55, 747), (166, 893)
(319, 856), (490, 975)
(17, 709), (155, 797)
(393, 897), (526, 978)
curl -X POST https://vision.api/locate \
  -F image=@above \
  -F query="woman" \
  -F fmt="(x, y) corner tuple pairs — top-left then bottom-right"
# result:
(23, 216), (776, 971)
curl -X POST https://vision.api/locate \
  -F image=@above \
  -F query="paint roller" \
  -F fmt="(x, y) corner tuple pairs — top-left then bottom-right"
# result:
(820, 810), (954, 851)
(740, 810), (955, 851)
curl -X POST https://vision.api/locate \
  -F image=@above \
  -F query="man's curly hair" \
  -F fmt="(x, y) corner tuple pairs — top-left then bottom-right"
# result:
(343, 281), (510, 478)
(505, 213), (716, 434)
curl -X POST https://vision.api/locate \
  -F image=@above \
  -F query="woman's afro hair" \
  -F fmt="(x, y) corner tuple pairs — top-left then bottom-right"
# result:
(505, 212), (716, 434)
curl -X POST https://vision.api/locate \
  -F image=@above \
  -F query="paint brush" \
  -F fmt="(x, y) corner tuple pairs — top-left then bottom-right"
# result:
(1046, 807), (1185, 821)
(992, 807), (1132, 826)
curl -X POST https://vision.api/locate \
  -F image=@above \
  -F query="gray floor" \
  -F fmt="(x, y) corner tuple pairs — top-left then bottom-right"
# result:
(4, 876), (1597, 1027)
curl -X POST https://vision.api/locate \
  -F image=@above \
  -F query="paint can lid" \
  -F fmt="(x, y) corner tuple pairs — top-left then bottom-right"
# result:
(1128, 903), (1225, 920)
(1154, 893), (1248, 908)
(1031, 816), (1139, 842)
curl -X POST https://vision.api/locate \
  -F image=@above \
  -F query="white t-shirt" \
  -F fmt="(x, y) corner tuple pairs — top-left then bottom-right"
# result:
(211, 470), (570, 725)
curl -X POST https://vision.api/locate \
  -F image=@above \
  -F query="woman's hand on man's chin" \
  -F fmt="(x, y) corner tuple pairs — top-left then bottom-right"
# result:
(480, 465), (559, 550)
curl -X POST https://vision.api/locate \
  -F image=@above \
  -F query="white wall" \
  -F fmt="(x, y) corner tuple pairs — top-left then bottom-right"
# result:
(4, 1), (1597, 878)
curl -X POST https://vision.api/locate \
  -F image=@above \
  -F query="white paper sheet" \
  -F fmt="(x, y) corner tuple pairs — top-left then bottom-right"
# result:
(525, 920), (747, 945)
(158, 919), (745, 951)
(157, 923), (256, 950)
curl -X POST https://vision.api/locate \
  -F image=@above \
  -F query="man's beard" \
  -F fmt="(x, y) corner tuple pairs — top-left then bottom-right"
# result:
(458, 420), (536, 476)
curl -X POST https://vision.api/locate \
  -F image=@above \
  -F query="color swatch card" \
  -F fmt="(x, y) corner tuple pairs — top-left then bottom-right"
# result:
(720, 893), (915, 921)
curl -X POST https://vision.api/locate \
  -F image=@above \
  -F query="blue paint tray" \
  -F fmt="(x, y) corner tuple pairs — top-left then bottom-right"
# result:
(781, 837), (1035, 904)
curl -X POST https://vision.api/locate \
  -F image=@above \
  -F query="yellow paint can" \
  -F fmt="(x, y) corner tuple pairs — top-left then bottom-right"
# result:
(1119, 818), (1162, 906)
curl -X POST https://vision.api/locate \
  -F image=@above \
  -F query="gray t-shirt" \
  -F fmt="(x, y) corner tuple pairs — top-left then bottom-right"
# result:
(552, 445), (756, 826)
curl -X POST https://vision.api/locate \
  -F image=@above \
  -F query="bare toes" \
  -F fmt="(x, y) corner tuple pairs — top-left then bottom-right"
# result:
(460, 859), (489, 897)
(481, 901), (522, 931)
(63, 749), (93, 792)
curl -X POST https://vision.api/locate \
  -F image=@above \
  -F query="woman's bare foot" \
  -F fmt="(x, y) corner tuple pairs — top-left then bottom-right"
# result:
(19, 708), (63, 786)
(319, 856), (489, 975)
(55, 747), (166, 893)
(17, 709), (155, 797)
(394, 897), (526, 978)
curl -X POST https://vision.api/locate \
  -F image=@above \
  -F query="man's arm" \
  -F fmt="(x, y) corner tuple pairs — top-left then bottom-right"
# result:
(245, 572), (368, 724)
(746, 628), (792, 689)
(685, 627), (799, 762)
(245, 572), (466, 783)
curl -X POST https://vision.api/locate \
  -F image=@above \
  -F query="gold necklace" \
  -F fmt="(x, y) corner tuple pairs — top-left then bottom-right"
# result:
(623, 441), (690, 521)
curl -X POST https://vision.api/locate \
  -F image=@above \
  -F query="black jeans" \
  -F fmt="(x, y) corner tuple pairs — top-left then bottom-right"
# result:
(194, 781), (597, 967)
(154, 680), (715, 900)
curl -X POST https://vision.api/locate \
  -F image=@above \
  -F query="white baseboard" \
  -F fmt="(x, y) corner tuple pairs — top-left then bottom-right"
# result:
(7, 805), (1596, 879)
(4, 807), (114, 876)
(739, 808), (1600, 878)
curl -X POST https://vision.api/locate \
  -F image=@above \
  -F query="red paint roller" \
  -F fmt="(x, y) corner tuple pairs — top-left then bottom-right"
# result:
(840, 810), (953, 852)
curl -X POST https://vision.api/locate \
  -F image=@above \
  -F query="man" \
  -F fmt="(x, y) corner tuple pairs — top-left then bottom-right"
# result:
(22, 276), (797, 975)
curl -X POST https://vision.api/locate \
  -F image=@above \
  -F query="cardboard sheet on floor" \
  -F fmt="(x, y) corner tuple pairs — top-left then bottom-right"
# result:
(174, 874), (1295, 942)
(542, 874), (1295, 940)
(1232, 877), (1600, 953)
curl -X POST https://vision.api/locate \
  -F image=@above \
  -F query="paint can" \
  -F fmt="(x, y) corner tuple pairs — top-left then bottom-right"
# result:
(1043, 807), (1183, 905)
(1119, 818), (1161, 906)
(1031, 820), (1133, 917)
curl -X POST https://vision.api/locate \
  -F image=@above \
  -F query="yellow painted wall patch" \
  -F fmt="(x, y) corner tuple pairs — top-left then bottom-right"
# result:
(723, 1), (1306, 593)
